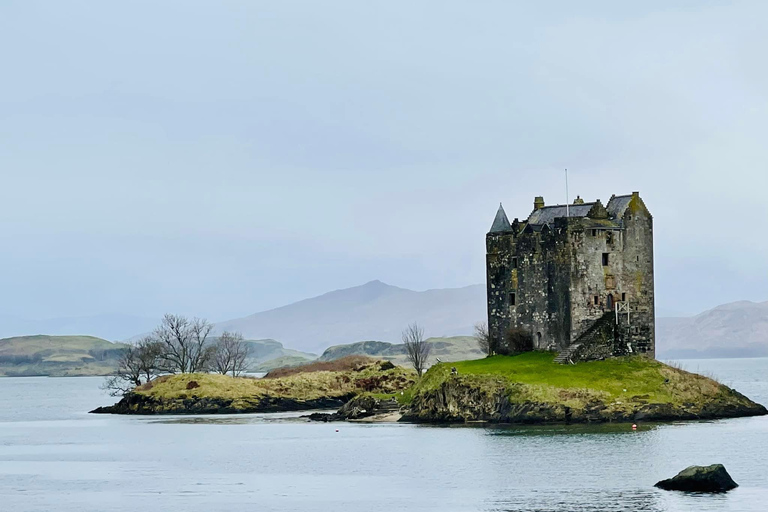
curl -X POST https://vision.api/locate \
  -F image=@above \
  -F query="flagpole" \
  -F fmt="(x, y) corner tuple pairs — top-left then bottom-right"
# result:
(565, 168), (569, 217)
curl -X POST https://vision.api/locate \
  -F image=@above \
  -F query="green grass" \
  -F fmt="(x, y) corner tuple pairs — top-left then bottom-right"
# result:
(411, 352), (731, 412)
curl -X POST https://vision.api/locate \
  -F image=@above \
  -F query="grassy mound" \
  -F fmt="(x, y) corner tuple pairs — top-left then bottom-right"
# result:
(405, 352), (766, 423)
(95, 359), (417, 414)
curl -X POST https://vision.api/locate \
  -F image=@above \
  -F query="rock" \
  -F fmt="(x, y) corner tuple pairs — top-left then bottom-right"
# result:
(655, 464), (738, 492)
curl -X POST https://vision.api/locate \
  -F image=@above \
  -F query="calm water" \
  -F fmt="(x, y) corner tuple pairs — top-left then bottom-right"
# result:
(0, 358), (766, 512)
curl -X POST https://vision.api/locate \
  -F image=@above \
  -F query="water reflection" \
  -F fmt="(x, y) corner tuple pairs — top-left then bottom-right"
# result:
(147, 411), (322, 426)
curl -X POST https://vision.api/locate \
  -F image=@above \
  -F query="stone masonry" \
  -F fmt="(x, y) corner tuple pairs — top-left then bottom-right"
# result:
(485, 192), (655, 360)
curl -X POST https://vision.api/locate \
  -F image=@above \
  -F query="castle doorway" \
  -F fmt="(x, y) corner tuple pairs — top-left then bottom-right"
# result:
(536, 331), (542, 348)
(606, 294), (614, 311)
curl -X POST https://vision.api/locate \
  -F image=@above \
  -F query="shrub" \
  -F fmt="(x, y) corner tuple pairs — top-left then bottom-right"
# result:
(497, 327), (533, 355)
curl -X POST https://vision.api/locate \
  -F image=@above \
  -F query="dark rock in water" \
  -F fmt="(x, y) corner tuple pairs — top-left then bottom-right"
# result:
(655, 464), (738, 492)
(306, 395), (401, 422)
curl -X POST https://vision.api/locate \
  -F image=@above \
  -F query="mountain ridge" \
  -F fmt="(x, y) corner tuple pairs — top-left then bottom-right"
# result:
(215, 280), (487, 353)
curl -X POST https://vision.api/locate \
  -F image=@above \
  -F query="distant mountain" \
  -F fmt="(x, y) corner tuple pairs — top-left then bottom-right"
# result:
(0, 313), (158, 342)
(242, 339), (316, 366)
(215, 280), (486, 353)
(318, 336), (484, 366)
(0, 335), (128, 376)
(657, 301), (768, 359)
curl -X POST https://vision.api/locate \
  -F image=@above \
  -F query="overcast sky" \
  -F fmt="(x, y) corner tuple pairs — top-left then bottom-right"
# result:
(1, 1), (766, 321)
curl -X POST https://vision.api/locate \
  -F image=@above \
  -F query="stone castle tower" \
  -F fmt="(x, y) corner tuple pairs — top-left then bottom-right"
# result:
(485, 192), (655, 362)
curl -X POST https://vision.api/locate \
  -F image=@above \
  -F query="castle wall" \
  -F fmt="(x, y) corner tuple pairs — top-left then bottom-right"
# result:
(501, 228), (571, 351)
(485, 232), (514, 349)
(567, 222), (624, 343)
(615, 200), (655, 356)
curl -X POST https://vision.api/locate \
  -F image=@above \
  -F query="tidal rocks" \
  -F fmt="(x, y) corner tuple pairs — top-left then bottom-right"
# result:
(655, 464), (738, 492)
(307, 395), (401, 422)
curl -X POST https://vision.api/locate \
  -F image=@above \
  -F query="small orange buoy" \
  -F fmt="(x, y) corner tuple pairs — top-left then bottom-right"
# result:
(335, 429), (339, 432)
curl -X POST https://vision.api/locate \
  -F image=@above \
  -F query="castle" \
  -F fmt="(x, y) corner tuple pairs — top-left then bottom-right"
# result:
(485, 192), (655, 362)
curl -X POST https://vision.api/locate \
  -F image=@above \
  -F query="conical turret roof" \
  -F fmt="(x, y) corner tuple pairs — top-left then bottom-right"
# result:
(489, 203), (513, 233)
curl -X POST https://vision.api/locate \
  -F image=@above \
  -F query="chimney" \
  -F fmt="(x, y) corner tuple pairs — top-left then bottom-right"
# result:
(573, 195), (584, 205)
(534, 196), (545, 210)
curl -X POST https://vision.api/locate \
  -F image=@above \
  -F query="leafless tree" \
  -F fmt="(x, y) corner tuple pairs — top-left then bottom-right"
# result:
(154, 314), (213, 373)
(402, 322), (431, 377)
(474, 321), (491, 356)
(102, 338), (163, 396)
(209, 331), (250, 377)
(134, 336), (164, 383)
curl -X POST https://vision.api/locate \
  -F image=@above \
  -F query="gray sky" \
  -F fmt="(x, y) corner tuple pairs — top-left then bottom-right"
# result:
(1, 1), (766, 321)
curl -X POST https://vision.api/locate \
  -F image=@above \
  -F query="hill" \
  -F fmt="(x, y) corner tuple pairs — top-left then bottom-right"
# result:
(0, 313), (157, 342)
(318, 336), (484, 366)
(0, 335), (129, 376)
(657, 301), (768, 358)
(243, 339), (316, 363)
(241, 338), (316, 372)
(215, 280), (486, 353)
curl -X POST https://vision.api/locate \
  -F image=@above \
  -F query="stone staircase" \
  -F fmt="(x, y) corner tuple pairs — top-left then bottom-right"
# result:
(554, 343), (582, 364)
(375, 398), (401, 414)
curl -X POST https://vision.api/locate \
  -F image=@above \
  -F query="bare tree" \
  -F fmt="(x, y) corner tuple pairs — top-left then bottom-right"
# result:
(402, 322), (431, 377)
(209, 331), (250, 377)
(154, 314), (213, 373)
(102, 338), (163, 396)
(134, 336), (164, 383)
(474, 321), (491, 356)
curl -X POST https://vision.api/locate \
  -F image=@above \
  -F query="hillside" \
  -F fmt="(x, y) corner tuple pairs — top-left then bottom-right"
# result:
(243, 339), (316, 364)
(0, 313), (157, 342)
(215, 280), (486, 353)
(319, 336), (484, 366)
(0, 335), (128, 376)
(657, 301), (768, 358)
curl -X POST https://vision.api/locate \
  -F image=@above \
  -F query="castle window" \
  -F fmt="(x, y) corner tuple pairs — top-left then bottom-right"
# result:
(591, 229), (597, 237)
(602, 253), (609, 266)
(510, 292), (516, 306)
(622, 292), (627, 301)
(594, 295), (599, 305)
(606, 232), (613, 244)
(512, 257), (518, 269)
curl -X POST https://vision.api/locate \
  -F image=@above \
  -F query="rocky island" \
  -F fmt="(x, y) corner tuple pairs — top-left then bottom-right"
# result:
(93, 352), (766, 424)
(400, 352), (766, 423)
(91, 356), (415, 415)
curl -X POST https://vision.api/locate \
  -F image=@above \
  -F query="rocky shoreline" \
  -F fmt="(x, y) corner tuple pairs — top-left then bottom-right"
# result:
(91, 391), (356, 415)
(399, 377), (767, 424)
